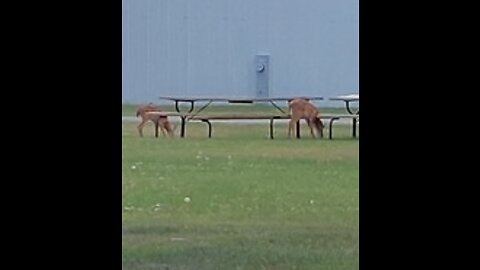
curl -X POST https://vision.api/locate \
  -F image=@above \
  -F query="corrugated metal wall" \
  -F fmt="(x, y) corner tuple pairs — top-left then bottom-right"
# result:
(122, 0), (359, 105)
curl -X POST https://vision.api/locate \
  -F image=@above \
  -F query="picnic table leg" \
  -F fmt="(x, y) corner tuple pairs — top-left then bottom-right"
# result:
(192, 101), (213, 115)
(345, 101), (360, 115)
(352, 117), (357, 138)
(174, 101), (181, 113)
(296, 122), (301, 139)
(180, 116), (186, 138)
(155, 121), (159, 138)
(174, 100), (213, 115)
(329, 117), (339, 139)
(175, 101), (195, 113)
(269, 101), (286, 114)
(200, 119), (212, 138)
(269, 118), (275, 139)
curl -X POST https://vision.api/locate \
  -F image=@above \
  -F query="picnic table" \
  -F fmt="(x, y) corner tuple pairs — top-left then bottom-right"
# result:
(158, 96), (324, 138)
(329, 94), (359, 137)
(329, 94), (359, 115)
(155, 95), (357, 139)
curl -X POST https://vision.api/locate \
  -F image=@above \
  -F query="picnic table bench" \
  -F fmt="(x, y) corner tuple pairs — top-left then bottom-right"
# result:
(147, 111), (358, 139)
(189, 113), (358, 139)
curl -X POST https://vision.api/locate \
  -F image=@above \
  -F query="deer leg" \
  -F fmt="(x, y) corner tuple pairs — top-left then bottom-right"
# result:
(160, 119), (172, 137)
(137, 118), (147, 137)
(288, 120), (294, 138)
(159, 121), (167, 137)
(160, 126), (167, 137)
(288, 118), (299, 138)
(317, 119), (324, 139)
(306, 119), (316, 138)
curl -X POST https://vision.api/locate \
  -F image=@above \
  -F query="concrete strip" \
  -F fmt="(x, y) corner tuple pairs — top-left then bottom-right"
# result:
(122, 116), (356, 125)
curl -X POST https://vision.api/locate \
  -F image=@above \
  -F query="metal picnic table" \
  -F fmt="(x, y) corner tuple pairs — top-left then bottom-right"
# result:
(158, 96), (324, 138)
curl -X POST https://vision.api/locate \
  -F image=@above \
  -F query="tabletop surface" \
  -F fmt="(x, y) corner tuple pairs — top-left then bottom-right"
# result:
(159, 96), (324, 102)
(329, 94), (359, 101)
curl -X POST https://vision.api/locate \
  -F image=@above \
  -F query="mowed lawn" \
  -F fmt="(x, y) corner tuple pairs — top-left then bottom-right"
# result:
(122, 117), (359, 270)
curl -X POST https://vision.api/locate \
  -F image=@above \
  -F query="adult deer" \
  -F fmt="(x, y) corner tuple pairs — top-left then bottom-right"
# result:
(288, 98), (324, 139)
(135, 103), (175, 138)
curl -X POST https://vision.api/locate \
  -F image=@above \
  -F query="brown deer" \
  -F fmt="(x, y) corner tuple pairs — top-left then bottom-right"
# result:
(288, 98), (324, 138)
(136, 103), (175, 138)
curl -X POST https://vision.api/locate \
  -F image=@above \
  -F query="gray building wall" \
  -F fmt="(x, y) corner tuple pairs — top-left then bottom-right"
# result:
(122, 0), (359, 106)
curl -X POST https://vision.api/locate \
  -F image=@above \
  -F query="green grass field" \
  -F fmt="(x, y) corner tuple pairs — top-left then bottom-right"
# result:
(122, 108), (359, 270)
